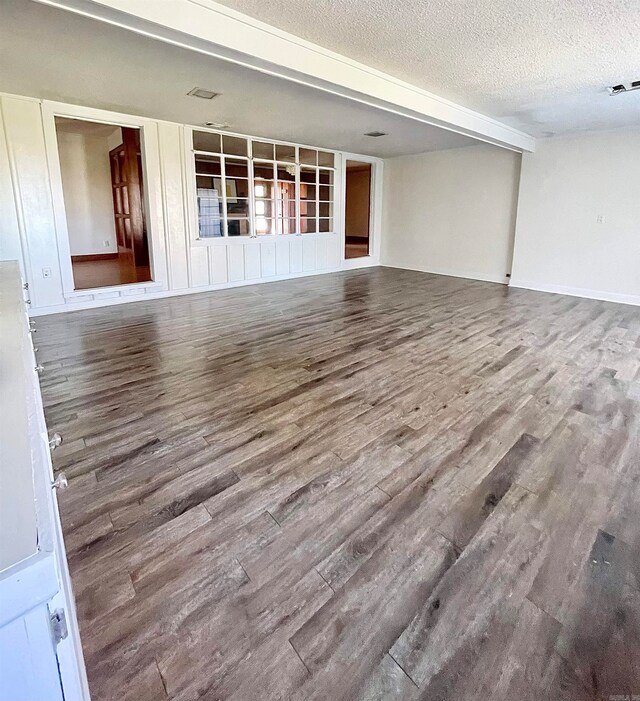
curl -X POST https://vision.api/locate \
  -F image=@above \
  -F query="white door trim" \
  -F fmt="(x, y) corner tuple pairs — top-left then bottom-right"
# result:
(40, 100), (169, 297)
(340, 153), (383, 269)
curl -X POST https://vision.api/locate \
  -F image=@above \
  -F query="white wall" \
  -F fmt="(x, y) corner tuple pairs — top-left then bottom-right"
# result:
(0, 93), (379, 315)
(56, 129), (118, 256)
(381, 144), (521, 284)
(510, 129), (640, 305)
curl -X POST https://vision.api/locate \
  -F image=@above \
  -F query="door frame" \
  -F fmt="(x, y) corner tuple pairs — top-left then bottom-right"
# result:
(340, 153), (383, 269)
(41, 101), (167, 297)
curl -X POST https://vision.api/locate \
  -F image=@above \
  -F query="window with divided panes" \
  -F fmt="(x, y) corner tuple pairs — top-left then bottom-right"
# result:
(192, 130), (334, 238)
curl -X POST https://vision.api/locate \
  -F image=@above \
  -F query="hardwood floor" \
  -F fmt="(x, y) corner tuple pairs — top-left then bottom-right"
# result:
(36, 267), (640, 701)
(72, 256), (151, 290)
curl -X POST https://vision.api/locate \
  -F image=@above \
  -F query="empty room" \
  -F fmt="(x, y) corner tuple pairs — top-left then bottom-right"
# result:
(0, 1), (638, 700)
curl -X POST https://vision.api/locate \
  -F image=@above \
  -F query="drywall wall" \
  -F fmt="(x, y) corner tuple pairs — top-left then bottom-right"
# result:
(381, 144), (521, 283)
(510, 128), (640, 305)
(345, 165), (371, 239)
(56, 129), (118, 256)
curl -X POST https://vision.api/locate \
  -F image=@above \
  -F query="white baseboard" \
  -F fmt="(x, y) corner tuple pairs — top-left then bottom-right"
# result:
(509, 279), (640, 307)
(28, 261), (379, 316)
(380, 263), (509, 285)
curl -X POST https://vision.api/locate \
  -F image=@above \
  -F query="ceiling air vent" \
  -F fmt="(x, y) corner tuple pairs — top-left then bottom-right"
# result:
(364, 131), (388, 137)
(607, 80), (640, 96)
(188, 87), (220, 100)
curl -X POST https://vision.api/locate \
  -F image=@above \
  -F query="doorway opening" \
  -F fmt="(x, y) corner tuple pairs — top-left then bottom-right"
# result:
(345, 160), (372, 259)
(55, 117), (151, 290)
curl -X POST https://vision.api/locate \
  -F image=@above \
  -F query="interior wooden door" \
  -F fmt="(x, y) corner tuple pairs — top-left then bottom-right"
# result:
(109, 127), (148, 270)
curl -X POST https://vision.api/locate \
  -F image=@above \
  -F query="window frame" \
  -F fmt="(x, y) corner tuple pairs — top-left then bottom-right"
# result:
(187, 127), (337, 242)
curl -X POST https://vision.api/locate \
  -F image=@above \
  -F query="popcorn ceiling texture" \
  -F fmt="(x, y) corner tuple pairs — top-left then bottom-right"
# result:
(216, 0), (640, 136)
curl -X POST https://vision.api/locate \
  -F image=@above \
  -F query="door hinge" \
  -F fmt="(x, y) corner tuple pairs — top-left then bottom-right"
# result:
(49, 608), (68, 646)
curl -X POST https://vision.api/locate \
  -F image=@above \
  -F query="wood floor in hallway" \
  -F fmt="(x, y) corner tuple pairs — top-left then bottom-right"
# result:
(36, 267), (640, 701)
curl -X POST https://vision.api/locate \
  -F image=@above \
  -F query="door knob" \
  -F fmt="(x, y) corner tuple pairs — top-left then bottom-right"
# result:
(49, 433), (63, 450)
(52, 473), (68, 490)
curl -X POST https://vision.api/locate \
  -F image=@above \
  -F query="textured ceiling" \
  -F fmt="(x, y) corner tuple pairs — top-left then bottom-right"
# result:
(0, 0), (477, 157)
(215, 0), (640, 136)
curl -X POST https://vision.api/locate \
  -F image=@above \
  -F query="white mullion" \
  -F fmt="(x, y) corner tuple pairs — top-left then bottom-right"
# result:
(220, 155), (228, 237)
(248, 138), (256, 238)
(295, 146), (301, 236)
(316, 167), (320, 234)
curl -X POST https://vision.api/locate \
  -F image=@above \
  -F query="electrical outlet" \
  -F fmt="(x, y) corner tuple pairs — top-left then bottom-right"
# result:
(42, 267), (52, 278)
(596, 214), (605, 224)
(103, 240), (111, 248)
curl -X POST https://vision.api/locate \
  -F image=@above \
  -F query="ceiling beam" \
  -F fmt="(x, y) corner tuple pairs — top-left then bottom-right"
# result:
(35, 0), (536, 152)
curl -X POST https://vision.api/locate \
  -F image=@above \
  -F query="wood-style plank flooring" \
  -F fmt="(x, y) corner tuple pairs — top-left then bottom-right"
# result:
(37, 267), (640, 701)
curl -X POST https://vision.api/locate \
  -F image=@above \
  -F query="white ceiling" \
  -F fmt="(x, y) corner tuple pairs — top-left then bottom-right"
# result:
(0, 0), (480, 157)
(216, 0), (640, 137)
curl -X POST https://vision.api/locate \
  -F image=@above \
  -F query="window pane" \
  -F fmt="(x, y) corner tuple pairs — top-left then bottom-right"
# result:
(223, 135), (248, 157)
(319, 201), (333, 217)
(299, 148), (317, 165)
(300, 183), (316, 201)
(195, 154), (222, 175)
(254, 199), (275, 217)
(318, 169), (334, 185)
(254, 163), (275, 180)
(300, 167), (317, 184)
(225, 159), (248, 179)
(319, 217), (333, 233)
(318, 184), (333, 201)
(254, 179), (275, 198)
(302, 201), (317, 217)
(275, 180), (296, 219)
(318, 151), (334, 167)
(279, 199), (296, 218)
(227, 198), (250, 218)
(255, 218), (275, 235)
(276, 164), (296, 182)
(277, 218), (297, 235)
(276, 144), (296, 162)
(197, 187), (223, 237)
(252, 141), (274, 159)
(227, 218), (250, 236)
(193, 131), (221, 153)
(300, 217), (317, 233)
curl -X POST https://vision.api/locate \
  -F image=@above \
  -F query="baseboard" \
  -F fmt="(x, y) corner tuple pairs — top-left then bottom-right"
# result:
(380, 263), (509, 285)
(509, 279), (640, 307)
(71, 253), (118, 262)
(29, 262), (381, 316)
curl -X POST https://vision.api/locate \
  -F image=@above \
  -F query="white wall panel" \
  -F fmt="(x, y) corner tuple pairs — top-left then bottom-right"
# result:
(260, 241), (276, 277)
(290, 237), (303, 273)
(228, 245), (245, 282)
(327, 235), (340, 269)
(158, 122), (189, 289)
(1, 96), (65, 308)
(275, 238), (290, 275)
(315, 237), (328, 270)
(0, 109), (22, 270)
(190, 246), (209, 287)
(244, 244), (261, 280)
(208, 246), (228, 284)
(302, 236), (316, 271)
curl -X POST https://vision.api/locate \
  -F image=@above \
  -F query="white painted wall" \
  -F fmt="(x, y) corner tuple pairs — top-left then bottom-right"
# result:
(510, 129), (640, 305)
(0, 93), (380, 315)
(381, 144), (521, 284)
(56, 129), (118, 256)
